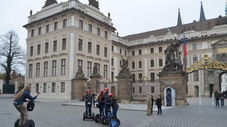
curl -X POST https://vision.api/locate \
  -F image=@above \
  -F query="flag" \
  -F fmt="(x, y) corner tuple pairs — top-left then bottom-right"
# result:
(183, 33), (188, 57)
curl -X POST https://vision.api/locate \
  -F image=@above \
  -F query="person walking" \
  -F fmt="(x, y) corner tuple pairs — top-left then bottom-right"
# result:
(220, 92), (225, 106)
(13, 84), (39, 127)
(214, 90), (220, 106)
(146, 93), (151, 116)
(156, 95), (162, 115)
(150, 94), (154, 115)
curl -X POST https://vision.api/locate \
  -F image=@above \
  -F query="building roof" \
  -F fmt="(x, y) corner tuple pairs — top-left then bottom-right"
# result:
(122, 18), (217, 42)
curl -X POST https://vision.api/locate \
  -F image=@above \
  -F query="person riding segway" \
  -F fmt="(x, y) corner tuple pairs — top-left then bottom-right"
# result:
(83, 89), (94, 121)
(13, 84), (39, 127)
(95, 89), (105, 123)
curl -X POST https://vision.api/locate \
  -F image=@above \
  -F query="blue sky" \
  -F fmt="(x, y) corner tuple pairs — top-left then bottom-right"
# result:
(0, 0), (225, 73)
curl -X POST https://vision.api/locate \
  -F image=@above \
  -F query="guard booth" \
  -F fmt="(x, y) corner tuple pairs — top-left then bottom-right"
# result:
(164, 86), (176, 106)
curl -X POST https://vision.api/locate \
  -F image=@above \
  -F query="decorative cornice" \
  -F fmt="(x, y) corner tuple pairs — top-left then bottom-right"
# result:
(76, 53), (85, 57)
(59, 53), (67, 56)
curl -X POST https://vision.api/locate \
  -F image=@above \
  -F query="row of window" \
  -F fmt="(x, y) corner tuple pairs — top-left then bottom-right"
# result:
(35, 82), (65, 93)
(31, 19), (108, 39)
(29, 59), (109, 78)
(132, 87), (155, 93)
(131, 47), (163, 56)
(30, 38), (108, 57)
(131, 59), (163, 69)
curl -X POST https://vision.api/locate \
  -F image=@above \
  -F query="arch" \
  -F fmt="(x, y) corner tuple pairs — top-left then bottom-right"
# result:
(164, 86), (175, 106)
(219, 71), (227, 92)
(194, 86), (199, 97)
(186, 52), (227, 73)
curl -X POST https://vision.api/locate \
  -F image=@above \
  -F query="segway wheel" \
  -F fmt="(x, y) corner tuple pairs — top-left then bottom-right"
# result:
(14, 119), (19, 127)
(83, 112), (85, 121)
(116, 118), (121, 126)
(95, 114), (100, 123)
(101, 116), (106, 124)
(108, 119), (119, 127)
(23, 119), (35, 127)
(92, 113), (95, 121)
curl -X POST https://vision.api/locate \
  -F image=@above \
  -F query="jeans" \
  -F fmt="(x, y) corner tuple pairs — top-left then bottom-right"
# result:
(220, 99), (224, 106)
(216, 98), (220, 106)
(157, 105), (162, 114)
(99, 104), (104, 116)
(85, 103), (91, 116)
(14, 104), (28, 125)
(112, 107), (118, 118)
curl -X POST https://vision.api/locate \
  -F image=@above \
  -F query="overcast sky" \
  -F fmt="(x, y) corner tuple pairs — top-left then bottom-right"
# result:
(0, 0), (225, 50)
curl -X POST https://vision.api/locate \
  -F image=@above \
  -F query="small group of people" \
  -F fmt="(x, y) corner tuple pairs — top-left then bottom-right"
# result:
(146, 93), (162, 116)
(84, 87), (119, 119)
(214, 89), (226, 106)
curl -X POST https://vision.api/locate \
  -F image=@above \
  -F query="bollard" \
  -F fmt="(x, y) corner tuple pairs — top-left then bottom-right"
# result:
(199, 93), (202, 105)
(212, 93), (215, 106)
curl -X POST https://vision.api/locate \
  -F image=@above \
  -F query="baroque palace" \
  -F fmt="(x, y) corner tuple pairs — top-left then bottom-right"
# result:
(24, 0), (227, 99)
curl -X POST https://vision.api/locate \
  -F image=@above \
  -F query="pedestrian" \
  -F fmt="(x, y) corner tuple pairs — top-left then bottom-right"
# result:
(13, 84), (39, 127)
(166, 91), (172, 106)
(84, 89), (93, 117)
(219, 92), (225, 106)
(150, 94), (154, 115)
(146, 92), (151, 116)
(214, 89), (220, 106)
(156, 95), (162, 115)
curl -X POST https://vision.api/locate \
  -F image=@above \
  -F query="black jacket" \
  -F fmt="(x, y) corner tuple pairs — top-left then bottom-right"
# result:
(85, 93), (93, 104)
(156, 97), (162, 106)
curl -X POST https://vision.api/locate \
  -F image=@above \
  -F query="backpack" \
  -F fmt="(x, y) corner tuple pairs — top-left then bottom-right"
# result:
(27, 101), (35, 111)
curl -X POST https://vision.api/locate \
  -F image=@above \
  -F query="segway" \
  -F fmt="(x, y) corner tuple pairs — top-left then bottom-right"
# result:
(83, 101), (95, 121)
(101, 109), (120, 127)
(14, 100), (36, 127)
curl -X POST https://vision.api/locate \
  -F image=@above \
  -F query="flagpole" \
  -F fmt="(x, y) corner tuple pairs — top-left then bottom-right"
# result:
(183, 33), (188, 98)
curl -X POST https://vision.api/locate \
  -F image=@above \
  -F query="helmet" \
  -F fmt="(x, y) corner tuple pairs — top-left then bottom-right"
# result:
(104, 87), (109, 91)
(86, 89), (91, 92)
(108, 93), (113, 97)
(99, 89), (103, 93)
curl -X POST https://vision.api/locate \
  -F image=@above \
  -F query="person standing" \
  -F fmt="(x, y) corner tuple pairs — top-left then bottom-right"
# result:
(219, 92), (225, 106)
(85, 89), (93, 117)
(214, 90), (220, 106)
(13, 84), (39, 127)
(150, 94), (154, 115)
(156, 95), (162, 115)
(166, 91), (172, 106)
(146, 93), (151, 116)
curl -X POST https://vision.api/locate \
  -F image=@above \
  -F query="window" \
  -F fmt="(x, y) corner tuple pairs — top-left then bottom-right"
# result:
(44, 62), (48, 76)
(95, 63), (100, 74)
(125, 50), (127, 56)
(37, 44), (41, 55)
(31, 29), (34, 37)
(150, 60), (154, 67)
(54, 22), (58, 30)
(36, 84), (39, 92)
(52, 60), (57, 76)
(53, 40), (57, 52)
(150, 48), (154, 53)
(45, 42), (49, 53)
(88, 42), (92, 53)
(193, 57), (198, 63)
(62, 38), (66, 50)
(192, 44), (197, 50)
(150, 73), (155, 82)
(104, 31), (108, 38)
(87, 62), (92, 76)
(139, 50), (142, 55)
(97, 28), (100, 36)
(138, 73), (142, 81)
(79, 20), (83, 29)
(132, 51), (135, 56)
(38, 27), (41, 35)
(132, 62), (135, 69)
(159, 47), (162, 52)
(104, 65), (107, 78)
(151, 87), (154, 93)
(120, 49), (122, 54)
(29, 64), (33, 78)
(52, 83), (56, 92)
(63, 19), (67, 28)
(61, 59), (66, 75)
(111, 72), (114, 82)
(96, 45), (100, 55)
(120, 60), (121, 67)
(132, 74), (135, 82)
(78, 39), (83, 51)
(139, 87), (142, 93)
(104, 47), (108, 57)
(36, 63), (40, 77)
(139, 61), (142, 68)
(132, 87), (135, 93)
(159, 59), (163, 66)
(43, 83), (47, 93)
(88, 24), (92, 33)
(78, 59), (83, 68)
(46, 25), (49, 33)
(193, 71), (199, 81)
(30, 46), (33, 56)
(111, 58), (114, 66)
(61, 82), (65, 92)
(112, 46), (114, 51)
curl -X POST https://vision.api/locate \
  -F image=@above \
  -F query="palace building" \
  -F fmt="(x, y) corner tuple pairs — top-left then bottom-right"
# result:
(24, 0), (227, 99)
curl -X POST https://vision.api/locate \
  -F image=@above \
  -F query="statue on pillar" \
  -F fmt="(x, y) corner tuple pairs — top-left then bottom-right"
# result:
(116, 56), (133, 79)
(75, 65), (85, 78)
(88, 0), (99, 9)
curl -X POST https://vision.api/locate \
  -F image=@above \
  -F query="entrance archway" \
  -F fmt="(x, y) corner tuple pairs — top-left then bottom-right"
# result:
(164, 86), (175, 106)
(219, 72), (227, 92)
(194, 86), (199, 97)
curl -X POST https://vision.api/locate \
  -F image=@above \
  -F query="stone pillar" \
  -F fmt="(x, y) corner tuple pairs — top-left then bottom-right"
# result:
(116, 78), (132, 103)
(204, 70), (210, 96)
(158, 72), (188, 106)
(89, 74), (101, 94)
(71, 77), (87, 100)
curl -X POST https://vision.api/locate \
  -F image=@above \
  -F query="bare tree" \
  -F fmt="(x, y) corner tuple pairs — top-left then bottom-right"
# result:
(0, 30), (25, 85)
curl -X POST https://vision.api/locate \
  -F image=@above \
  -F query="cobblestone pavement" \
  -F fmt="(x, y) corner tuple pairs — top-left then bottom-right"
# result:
(1, 95), (227, 127)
